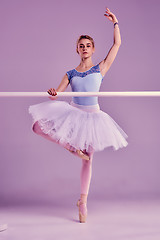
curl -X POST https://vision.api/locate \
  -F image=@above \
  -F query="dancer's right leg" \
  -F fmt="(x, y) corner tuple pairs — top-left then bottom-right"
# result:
(32, 121), (58, 144)
(32, 121), (90, 160)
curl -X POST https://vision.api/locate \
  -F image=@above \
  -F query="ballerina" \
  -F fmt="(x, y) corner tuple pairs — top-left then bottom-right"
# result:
(29, 7), (128, 223)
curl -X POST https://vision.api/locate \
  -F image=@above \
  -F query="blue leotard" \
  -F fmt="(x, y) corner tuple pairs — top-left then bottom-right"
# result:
(66, 64), (103, 106)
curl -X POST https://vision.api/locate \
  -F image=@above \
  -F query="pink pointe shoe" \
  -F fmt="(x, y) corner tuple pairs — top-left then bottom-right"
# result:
(65, 146), (90, 161)
(77, 199), (87, 223)
(75, 149), (90, 161)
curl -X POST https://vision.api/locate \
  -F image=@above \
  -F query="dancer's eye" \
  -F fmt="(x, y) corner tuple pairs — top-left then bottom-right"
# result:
(79, 44), (91, 48)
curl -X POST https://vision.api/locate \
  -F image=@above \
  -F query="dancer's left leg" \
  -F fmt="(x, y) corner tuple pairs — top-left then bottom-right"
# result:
(78, 150), (94, 219)
(80, 150), (94, 195)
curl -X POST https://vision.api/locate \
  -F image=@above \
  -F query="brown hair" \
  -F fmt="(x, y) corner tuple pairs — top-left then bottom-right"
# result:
(76, 35), (95, 54)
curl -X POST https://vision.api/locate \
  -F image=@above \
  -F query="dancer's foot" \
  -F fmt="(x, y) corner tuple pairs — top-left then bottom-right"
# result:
(65, 145), (90, 160)
(75, 150), (90, 161)
(77, 194), (88, 223)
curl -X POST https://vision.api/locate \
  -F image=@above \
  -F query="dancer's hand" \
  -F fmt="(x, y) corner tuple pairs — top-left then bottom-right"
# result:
(104, 7), (118, 24)
(47, 88), (58, 100)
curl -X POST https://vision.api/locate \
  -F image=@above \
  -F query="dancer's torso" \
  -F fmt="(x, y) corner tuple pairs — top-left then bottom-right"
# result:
(66, 64), (103, 106)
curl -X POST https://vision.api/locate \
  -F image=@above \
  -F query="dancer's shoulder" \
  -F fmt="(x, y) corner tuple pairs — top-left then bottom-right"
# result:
(66, 68), (75, 82)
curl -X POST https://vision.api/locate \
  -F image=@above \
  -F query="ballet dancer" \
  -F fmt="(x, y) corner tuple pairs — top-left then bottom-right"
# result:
(29, 7), (128, 223)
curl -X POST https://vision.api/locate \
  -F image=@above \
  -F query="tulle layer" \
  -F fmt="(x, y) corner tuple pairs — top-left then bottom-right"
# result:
(28, 100), (128, 152)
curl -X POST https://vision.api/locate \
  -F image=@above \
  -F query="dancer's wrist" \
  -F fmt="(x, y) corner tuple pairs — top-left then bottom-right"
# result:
(114, 22), (118, 27)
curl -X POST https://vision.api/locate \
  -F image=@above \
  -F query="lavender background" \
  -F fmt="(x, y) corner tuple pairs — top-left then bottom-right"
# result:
(0, 0), (160, 206)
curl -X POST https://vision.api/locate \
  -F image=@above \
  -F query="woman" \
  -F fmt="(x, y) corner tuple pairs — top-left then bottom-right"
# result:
(29, 7), (128, 223)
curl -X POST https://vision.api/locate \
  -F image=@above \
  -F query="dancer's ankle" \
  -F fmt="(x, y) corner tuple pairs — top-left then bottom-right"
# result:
(80, 193), (88, 203)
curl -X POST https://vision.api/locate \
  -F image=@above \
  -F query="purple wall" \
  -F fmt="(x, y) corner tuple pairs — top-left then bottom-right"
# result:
(0, 0), (160, 205)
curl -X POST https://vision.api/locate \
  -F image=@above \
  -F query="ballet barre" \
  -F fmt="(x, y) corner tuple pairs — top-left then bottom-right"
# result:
(0, 91), (160, 97)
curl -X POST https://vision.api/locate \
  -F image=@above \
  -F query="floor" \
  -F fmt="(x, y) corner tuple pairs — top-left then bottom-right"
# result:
(0, 199), (160, 240)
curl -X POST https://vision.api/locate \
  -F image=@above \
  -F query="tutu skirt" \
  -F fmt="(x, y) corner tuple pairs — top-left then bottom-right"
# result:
(28, 100), (128, 153)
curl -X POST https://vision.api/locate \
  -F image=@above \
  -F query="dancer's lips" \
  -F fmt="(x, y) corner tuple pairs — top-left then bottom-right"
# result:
(83, 52), (88, 54)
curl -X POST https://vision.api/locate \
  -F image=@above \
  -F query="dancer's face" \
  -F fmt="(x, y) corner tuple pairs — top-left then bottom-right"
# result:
(77, 39), (95, 58)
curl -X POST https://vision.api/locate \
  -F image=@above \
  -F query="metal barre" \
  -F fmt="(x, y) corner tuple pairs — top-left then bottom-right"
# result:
(0, 91), (160, 97)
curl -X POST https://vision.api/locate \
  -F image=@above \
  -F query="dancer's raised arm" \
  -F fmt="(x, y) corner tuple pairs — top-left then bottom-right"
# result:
(99, 8), (121, 77)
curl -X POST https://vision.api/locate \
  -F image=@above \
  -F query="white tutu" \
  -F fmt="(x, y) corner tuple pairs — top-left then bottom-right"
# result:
(28, 100), (128, 153)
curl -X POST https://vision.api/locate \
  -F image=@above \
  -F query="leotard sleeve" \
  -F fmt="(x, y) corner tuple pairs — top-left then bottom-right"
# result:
(66, 70), (73, 83)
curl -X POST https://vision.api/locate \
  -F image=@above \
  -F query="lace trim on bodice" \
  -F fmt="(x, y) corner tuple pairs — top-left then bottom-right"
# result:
(66, 64), (102, 82)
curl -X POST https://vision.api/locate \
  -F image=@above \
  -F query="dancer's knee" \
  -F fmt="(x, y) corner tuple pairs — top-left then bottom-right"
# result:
(32, 121), (42, 134)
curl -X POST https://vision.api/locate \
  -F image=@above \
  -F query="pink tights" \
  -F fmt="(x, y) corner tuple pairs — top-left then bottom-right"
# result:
(80, 151), (94, 195)
(32, 121), (94, 196)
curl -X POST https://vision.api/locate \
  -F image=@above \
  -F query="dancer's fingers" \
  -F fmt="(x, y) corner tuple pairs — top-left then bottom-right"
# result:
(47, 88), (57, 96)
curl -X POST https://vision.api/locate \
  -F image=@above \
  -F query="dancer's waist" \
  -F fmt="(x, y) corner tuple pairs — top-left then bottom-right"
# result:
(72, 96), (98, 106)
(70, 101), (100, 113)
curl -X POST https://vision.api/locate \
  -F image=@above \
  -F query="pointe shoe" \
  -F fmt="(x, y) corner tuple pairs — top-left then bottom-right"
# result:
(77, 199), (87, 223)
(66, 147), (90, 161)
(76, 150), (90, 161)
